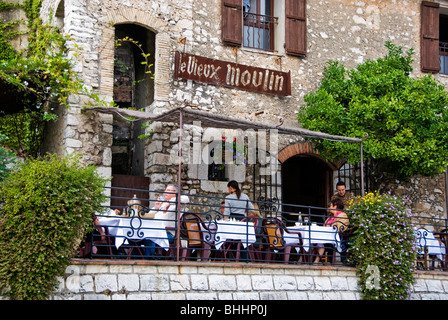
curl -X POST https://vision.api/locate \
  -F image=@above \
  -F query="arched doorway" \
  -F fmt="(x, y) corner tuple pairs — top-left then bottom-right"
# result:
(110, 24), (155, 209)
(112, 24), (155, 177)
(279, 143), (336, 224)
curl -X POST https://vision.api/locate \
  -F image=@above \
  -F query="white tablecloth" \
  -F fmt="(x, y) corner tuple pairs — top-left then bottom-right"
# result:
(98, 216), (170, 251)
(214, 220), (256, 250)
(285, 225), (341, 252)
(415, 228), (445, 261)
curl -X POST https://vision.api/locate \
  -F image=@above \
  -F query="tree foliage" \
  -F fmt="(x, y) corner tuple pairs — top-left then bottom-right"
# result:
(0, 0), (85, 157)
(0, 154), (108, 300)
(0, 134), (16, 182)
(297, 42), (448, 181)
(0, 3), (155, 157)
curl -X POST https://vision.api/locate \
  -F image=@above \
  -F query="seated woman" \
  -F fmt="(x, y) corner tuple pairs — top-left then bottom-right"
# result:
(224, 180), (255, 220)
(325, 198), (350, 233)
(313, 198), (349, 263)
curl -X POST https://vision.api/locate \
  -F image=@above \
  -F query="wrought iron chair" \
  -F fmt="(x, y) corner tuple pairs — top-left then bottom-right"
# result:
(310, 214), (353, 265)
(79, 222), (113, 259)
(263, 217), (304, 263)
(179, 213), (214, 261)
(92, 226), (114, 259)
(221, 217), (267, 262)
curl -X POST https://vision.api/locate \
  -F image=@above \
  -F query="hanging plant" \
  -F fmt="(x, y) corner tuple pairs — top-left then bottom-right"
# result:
(212, 136), (247, 170)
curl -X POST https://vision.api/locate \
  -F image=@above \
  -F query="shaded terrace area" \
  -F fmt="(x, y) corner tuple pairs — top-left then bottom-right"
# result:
(82, 185), (448, 271)
(80, 105), (448, 271)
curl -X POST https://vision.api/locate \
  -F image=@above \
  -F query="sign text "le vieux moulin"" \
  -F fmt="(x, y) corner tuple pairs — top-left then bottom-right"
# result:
(174, 52), (291, 97)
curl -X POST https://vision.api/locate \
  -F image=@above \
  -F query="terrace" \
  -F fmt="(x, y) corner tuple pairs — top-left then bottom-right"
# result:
(78, 105), (448, 272)
(80, 186), (447, 272)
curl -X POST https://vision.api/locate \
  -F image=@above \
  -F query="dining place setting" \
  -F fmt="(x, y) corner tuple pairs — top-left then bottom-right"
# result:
(285, 222), (342, 253)
(415, 227), (447, 269)
(97, 205), (171, 254)
(213, 217), (257, 250)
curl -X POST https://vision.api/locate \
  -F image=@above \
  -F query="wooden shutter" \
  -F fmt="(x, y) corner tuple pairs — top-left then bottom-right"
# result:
(285, 0), (307, 57)
(421, 1), (440, 73)
(110, 174), (150, 209)
(221, 0), (242, 46)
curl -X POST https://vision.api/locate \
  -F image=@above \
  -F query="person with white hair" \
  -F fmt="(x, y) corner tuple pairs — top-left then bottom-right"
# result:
(142, 184), (189, 259)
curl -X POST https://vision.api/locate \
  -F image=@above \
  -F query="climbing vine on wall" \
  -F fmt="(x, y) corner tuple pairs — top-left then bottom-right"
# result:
(0, 0), (115, 157)
(0, 4), (156, 157)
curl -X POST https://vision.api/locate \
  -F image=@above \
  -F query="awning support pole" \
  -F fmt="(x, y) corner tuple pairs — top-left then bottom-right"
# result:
(176, 108), (183, 261)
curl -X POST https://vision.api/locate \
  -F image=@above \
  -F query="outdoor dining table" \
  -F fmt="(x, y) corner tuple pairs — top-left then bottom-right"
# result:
(415, 228), (445, 261)
(285, 224), (342, 252)
(213, 219), (257, 250)
(98, 215), (171, 251)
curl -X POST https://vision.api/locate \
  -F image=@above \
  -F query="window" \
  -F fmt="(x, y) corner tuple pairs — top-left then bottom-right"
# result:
(207, 137), (247, 181)
(420, 1), (448, 74)
(243, 0), (276, 51)
(221, 0), (307, 56)
(208, 144), (228, 181)
(440, 14), (448, 74)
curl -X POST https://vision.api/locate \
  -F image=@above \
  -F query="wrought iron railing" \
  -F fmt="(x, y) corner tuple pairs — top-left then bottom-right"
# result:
(79, 186), (448, 271)
(243, 12), (278, 52)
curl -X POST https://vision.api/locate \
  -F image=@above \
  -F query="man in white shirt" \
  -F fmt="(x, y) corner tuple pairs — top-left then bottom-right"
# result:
(142, 184), (189, 258)
(150, 184), (178, 233)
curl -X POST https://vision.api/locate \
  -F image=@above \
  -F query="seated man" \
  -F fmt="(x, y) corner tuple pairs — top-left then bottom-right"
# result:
(330, 180), (352, 209)
(140, 184), (189, 258)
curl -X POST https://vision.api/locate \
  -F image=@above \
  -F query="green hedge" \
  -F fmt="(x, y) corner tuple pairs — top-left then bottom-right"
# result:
(0, 154), (108, 299)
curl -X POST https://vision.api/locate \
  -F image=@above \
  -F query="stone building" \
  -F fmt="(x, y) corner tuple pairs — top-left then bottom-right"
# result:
(38, 0), (448, 222)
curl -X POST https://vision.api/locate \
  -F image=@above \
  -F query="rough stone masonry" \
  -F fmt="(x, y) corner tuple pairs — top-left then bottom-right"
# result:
(37, 0), (448, 218)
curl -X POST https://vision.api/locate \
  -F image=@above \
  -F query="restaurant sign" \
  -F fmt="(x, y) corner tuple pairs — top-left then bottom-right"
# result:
(174, 51), (291, 96)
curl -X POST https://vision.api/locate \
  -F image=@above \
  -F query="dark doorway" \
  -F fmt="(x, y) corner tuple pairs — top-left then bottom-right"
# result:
(281, 155), (332, 224)
(112, 24), (155, 177)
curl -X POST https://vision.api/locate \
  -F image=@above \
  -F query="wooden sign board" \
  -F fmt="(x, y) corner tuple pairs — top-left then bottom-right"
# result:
(174, 51), (291, 96)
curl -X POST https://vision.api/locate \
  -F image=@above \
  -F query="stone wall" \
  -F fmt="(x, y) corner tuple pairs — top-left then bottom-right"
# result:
(49, 260), (448, 300)
(36, 0), (448, 216)
(37, 0), (448, 155)
(383, 173), (448, 224)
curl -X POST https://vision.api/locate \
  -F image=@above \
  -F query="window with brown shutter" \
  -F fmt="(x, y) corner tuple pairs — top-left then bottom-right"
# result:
(285, 0), (307, 57)
(222, 0), (243, 46)
(421, 1), (440, 73)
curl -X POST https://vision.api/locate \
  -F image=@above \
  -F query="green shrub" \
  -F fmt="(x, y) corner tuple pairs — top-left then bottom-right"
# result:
(0, 154), (108, 300)
(0, 134), (16, 183)
(348, 191), (416, 300)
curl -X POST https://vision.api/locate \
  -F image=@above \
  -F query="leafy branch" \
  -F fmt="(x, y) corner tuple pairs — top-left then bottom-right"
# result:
(297, 42), (448, 186)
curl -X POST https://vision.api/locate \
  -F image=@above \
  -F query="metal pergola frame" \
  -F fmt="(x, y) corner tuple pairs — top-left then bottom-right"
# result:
(86, 104), (364, 260)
